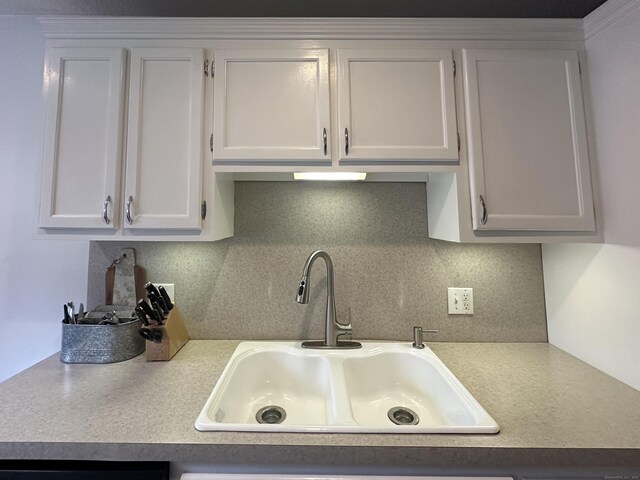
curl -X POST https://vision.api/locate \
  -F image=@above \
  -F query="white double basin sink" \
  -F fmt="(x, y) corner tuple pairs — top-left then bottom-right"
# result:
(195, 342), (499, 434)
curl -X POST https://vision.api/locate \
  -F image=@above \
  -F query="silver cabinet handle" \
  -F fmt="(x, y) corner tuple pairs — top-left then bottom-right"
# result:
(125, 195), (134, 225)
(344, 128), (350, 156)
(102, 195), (111, 225)
(322, 127), (327, 156)
(479, 195), (488, 225)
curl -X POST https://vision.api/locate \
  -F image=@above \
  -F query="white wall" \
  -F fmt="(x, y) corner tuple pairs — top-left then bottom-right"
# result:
(0, 16), (89, 382)
(542, 3), (640, 391)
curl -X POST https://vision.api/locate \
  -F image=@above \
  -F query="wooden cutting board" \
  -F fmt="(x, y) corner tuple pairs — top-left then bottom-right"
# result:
(105, 248), (146, 305)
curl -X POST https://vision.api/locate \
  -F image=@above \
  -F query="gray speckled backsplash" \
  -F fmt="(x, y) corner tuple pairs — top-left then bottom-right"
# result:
(88, 182), (547, 342)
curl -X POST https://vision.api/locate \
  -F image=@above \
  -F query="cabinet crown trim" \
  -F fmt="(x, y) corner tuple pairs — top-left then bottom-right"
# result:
(583, 0), (640, 40)
(37, 16), (584, 41)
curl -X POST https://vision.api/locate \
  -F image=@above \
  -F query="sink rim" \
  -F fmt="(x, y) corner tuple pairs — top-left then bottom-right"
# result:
(195, 341), (500, 434)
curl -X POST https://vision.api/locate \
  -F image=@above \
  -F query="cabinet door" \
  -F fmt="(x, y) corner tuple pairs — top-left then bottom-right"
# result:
(463, 49), (595, 232)
(337, 49), (458, 164)
(212, 49), (331, 164)
(39, 47), (125, 229)
(124, 48), (205, 230)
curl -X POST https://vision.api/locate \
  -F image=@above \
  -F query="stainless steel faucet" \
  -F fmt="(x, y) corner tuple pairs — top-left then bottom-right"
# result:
(296, 250), (361, 349)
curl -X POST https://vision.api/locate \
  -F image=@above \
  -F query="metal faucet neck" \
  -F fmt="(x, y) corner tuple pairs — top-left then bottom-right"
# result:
(301, 250), (334, 299)
(296, 250), (361, 350)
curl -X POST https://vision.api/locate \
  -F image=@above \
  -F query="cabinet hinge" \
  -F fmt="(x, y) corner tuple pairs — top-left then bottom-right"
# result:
(453, 60), (456, 77)
(209, 133), (214, 153)
(201, 200), (207, 220)
(204, 59), (209, 77)
(457, 132), (461, 152)
(211, 62), (215, 78)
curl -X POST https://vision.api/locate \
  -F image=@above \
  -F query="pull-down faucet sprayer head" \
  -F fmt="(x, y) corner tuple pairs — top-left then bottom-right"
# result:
(296, 250), (324, 304)
(296, 275), (310, 304)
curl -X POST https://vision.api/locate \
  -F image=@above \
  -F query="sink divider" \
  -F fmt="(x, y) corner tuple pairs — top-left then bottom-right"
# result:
(326, 357), (358, 426)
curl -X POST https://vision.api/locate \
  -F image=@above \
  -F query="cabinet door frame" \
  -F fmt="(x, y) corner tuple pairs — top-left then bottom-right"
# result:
(463, 48), (596, 232)
(124, 47), (205, 231)
(212, 48), (331, 164)
(337, 48), (458, 164)
(39, 47), (126, 230)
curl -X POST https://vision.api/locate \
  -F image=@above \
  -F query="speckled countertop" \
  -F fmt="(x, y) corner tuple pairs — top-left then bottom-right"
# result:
(1, 341), (639, 471)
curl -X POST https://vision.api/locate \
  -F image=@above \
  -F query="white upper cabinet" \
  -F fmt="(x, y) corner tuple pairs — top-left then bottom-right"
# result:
(39, 47), (126, 229)
(38, 45), (234, 241)
(212, 47), (458, 167)
(124, 48), (205, 230)
(462, 49), (595, 232)
(337, 49), (458, 164)
(34, 17), (601, 243)
(212, 49), (331, 164)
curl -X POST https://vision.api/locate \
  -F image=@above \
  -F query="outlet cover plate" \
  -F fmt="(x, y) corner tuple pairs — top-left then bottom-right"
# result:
(448, 287), (473, 315)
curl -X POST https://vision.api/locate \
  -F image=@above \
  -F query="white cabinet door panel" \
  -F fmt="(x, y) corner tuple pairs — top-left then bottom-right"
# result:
(337, 49), (458, 164)
(39, 47), (125, 229)
(463, 49), (595, 232)
(125, 48), (204, 230)
(213, 49), (331, 163)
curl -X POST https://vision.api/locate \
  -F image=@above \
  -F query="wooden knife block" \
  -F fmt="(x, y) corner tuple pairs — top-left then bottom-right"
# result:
(144, 305), (190, 362)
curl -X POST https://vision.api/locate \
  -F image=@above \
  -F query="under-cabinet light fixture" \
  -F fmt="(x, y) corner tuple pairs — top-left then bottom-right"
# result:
(293, 172), (367, 181)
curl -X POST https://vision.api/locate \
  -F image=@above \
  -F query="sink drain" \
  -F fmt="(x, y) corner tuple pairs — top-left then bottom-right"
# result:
(388, 407), (419, 426)
(255, 405), (287, 424)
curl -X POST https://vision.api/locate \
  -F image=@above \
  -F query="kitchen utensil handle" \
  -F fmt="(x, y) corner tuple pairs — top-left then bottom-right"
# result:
(158, 286), (174, 311)
(102, 196), (111, 225)
(145, 282), (161, 300)
(134, 306), (150, 326)
(138, 299), (156, 320)
(344, 128), (349, 156)
(125, 195), (134, 225)
(322, 127), (327, 156)
(152, 303), (165, 325)
(479, 195), (488, 225)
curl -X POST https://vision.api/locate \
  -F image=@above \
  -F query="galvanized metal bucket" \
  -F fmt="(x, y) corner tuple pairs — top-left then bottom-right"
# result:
(60, 307), (144, 364)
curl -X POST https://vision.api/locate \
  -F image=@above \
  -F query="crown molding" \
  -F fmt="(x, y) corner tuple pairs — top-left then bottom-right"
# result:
(583, 0), (640, 40)
(37, 16), (584, 42)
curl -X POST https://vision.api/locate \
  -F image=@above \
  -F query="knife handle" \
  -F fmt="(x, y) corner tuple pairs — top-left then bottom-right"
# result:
(152, 302), (165, 325)
(145, 282), (161, 300)
(138, 327), (163, 344)
(151, 328), (163, 343)
(138, 328), (153, 342)
(158, 286), (174, 311)
(147, 291), (168, 314)
(134, 306), (150, 326)
(137, 299), (157, 321)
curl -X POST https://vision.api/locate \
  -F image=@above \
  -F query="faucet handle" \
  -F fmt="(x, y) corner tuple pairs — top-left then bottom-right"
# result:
(338, 306), (353, 332)
(336, 320), (352, 333)
(335, 307), (353, 340)
(337, 315), (353, 341)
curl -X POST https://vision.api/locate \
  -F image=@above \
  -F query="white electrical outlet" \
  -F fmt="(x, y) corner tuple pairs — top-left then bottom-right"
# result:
(448, 287), (474, 315)
(156, 283), (175, 302)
